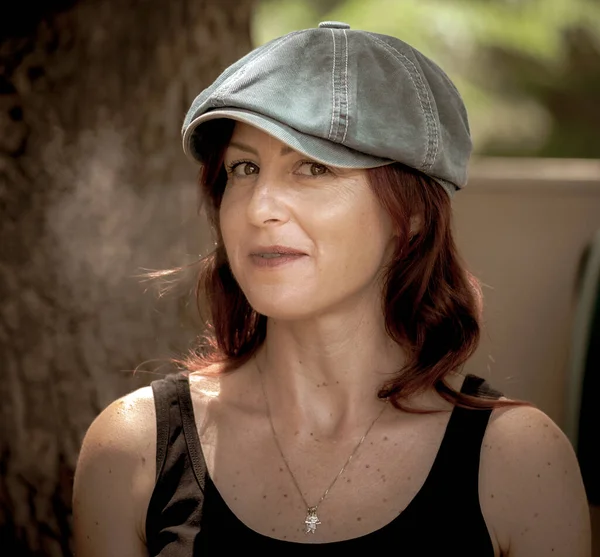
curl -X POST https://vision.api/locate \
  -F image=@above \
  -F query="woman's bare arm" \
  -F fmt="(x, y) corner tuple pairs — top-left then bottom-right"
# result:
(481, 405), (591, 557)
(72, 386), (156, 557)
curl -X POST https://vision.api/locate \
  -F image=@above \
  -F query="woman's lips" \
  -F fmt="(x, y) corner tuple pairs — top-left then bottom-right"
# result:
(249, 253), (307, 268)
(247, 245), (308, 268)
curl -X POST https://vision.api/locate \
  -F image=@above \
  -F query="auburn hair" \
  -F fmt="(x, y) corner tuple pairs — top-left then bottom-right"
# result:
(183, 119), (526, 412)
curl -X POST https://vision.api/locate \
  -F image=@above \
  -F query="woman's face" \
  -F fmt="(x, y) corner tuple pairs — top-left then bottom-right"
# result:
(219, 122), (396, 320)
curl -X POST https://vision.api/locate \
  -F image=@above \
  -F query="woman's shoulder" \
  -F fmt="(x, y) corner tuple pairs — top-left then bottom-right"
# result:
(74, 385), (159, 506)
(73, 385), (160, 550)
(80, 365), (229, 450)
(479, 404), (590, 555)
(73, 370), (220, 501)
(79, 384), (157, 457)
(483, 403), (576, 470)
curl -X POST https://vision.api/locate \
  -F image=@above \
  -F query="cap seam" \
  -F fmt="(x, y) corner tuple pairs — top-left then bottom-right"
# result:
(370, 35), (438, 170)
(342, 29), (350, 144)
(332, 30), (345, 142)
(329, 29), (348, 143)
(328, 29), (337, 140)
(369, 35), (439, 171)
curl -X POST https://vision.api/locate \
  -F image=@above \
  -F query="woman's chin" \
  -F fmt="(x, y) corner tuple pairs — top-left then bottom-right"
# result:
(247, 297), (318, 322)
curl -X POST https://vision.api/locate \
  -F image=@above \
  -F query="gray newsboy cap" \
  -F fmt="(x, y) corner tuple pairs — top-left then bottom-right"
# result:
(182, 21), (472, 198)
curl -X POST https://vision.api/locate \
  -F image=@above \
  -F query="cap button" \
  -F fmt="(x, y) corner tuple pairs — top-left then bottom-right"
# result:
(318, 21), (351, 29)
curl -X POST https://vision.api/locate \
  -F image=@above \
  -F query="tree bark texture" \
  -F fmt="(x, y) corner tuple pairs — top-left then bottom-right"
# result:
(0, 1), (255, 554)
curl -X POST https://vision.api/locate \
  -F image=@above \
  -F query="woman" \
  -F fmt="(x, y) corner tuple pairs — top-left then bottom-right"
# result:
(72, 22), (591, 555)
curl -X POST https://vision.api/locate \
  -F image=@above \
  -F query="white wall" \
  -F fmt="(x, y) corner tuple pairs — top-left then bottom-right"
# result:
(454, 158), (600, 428)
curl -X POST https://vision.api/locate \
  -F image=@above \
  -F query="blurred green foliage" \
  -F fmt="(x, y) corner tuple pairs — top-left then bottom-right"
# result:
(253, 0), (600, 158)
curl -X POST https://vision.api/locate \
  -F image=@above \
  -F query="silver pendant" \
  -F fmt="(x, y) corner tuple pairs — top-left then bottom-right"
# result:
(304, 506), (321, 534)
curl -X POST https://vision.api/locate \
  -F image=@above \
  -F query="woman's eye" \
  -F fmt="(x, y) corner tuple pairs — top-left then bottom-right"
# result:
(226, 161), (259, 176)
(298, 162), (330, 176)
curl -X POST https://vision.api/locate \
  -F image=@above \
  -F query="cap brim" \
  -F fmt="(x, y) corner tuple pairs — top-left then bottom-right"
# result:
(182, 108), (394, 169)
(182, 108), (457, 198)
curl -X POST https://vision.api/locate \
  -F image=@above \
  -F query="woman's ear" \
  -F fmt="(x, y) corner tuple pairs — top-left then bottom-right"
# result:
(409, 214), (422, 238)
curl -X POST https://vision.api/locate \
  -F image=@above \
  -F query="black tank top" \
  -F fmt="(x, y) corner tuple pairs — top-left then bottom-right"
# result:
(145, 373), (502, 555)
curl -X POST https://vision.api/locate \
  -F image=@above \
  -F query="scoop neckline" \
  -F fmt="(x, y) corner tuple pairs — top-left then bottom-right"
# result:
(183, 373), (473, 546)
(203, 440), (441, 546)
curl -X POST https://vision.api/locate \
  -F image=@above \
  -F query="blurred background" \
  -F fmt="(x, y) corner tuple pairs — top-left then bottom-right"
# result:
(1, 0), (599, 555)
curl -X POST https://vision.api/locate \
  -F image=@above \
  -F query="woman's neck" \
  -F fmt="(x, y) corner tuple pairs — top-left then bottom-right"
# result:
(254, 309), (406, 439)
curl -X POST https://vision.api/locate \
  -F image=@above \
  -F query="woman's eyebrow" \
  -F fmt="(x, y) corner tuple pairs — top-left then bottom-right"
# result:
(228, 140), (295, 157)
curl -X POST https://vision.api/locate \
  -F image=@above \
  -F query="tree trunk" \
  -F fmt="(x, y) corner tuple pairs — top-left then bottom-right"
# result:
(0, 1), (255, 554)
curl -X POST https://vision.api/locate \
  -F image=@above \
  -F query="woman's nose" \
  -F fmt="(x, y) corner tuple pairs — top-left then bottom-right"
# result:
(245, 177), (290, 227)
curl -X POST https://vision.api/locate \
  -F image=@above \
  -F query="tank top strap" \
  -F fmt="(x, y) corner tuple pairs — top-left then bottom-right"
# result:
(149, 373), (177, 481)
(145, 372), (208, 555)
(174, 373), (209, 492)
(418, 374), (502, 502)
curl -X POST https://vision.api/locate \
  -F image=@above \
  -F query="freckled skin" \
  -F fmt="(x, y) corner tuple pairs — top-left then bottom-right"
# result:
(219, 123), (396, 323)
(477, 405), (591, 555)
(72, 342), (592, 557)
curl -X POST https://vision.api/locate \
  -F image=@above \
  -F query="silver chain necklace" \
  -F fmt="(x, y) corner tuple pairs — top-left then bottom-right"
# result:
(256, 358), (387, 534)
